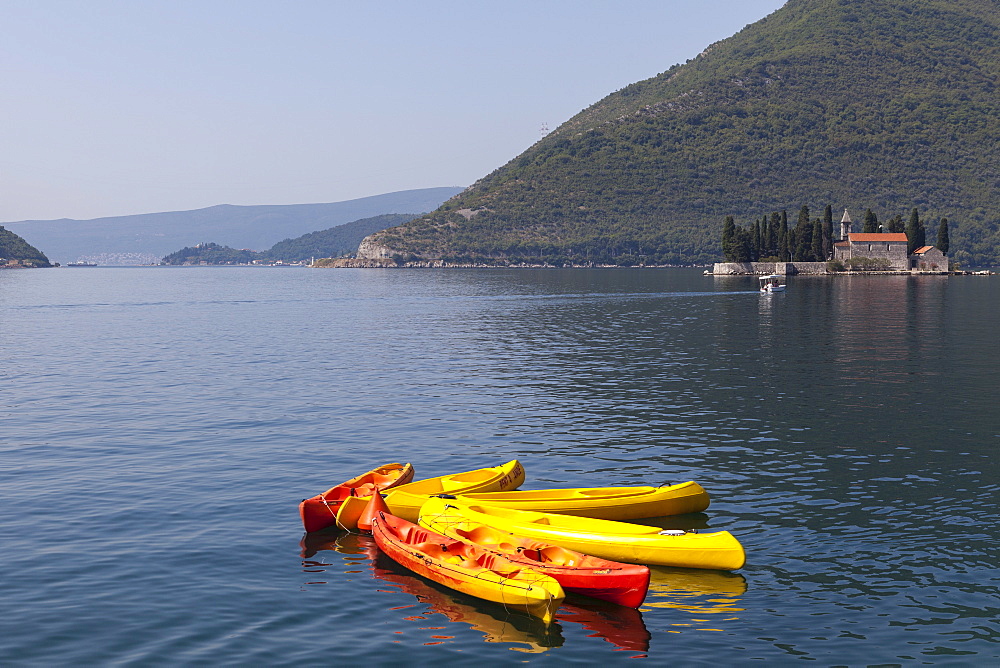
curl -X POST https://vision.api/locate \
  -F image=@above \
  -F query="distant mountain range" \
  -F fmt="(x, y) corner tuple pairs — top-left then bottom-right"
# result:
(4, 187), (463, 265)
(359, 0), (999, 266)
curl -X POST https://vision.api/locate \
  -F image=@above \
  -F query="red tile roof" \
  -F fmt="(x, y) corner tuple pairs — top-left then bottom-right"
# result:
(833, 241), (849, 247)
(912, 246), (935, 254)
(848, 233), (909, 242)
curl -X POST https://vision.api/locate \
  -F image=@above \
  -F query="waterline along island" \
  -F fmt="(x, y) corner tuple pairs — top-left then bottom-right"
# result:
(712, 207), (954, 275)
(0, 225), (52, 268)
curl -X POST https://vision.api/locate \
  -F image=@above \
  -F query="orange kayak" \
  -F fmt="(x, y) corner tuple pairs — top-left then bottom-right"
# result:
(299, 463), (414, 533)
(370, 508), (565, 624)
(423, 514), (651, 608)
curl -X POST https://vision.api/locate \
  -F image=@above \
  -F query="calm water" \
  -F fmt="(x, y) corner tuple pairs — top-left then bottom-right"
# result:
(1, 267), (997, 665)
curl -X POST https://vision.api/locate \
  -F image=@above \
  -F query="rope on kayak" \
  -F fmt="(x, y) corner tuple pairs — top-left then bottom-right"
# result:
(320, 494), (338, 518)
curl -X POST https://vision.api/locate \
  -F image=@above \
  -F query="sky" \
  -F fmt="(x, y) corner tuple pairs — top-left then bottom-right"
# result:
(1, 0), (787, 222)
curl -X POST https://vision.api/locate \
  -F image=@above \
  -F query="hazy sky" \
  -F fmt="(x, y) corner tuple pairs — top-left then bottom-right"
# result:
(2, 1), (786, 222)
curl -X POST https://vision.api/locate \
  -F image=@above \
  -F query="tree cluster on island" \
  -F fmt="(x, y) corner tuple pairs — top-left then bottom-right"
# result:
(721, 205), (950, 263)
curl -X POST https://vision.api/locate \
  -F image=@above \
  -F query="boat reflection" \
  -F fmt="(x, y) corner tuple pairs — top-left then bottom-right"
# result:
(556, 600), (650, 654)
(302, 530), (560, 652)
(300, 530), (652, 654)
(642, 566), (747, 632)
(372, 551), (564, 653)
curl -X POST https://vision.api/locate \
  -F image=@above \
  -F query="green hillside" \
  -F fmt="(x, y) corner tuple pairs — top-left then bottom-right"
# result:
(264, 213), (419, 262)
(160, 213), (421, 265)
(0, 226), (51, 267)
(360, 0), (999, 266)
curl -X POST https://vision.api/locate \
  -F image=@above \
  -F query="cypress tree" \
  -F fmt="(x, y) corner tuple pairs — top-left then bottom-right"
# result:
(937, 217), (950, 255)
(797, 205), (810, 228)
(862, 208), (879, 233)
(753, 219), (762, 261)
(823, 205), (833, 259)
(906, 208), (921, 255)
(888, 214), (905, 233)
(779, 210), (790, 261)
(734, 227), (752, 262)
(811, 217), (824, 261)
(794, 205), (811, 261)
(722, 215), (737, 261)
(762, 215), (771, 258)
(769, 212), (781, 258)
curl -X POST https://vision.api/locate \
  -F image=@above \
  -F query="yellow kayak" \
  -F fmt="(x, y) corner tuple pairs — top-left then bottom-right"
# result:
(335, 459), (525, 530)
(452, 481), (709, 520)
(419, 497), (745, 571)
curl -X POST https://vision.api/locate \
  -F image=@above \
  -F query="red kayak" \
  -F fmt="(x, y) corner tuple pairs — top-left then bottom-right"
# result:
(420, 508), (650, 608)
(299, 462), (414, 533)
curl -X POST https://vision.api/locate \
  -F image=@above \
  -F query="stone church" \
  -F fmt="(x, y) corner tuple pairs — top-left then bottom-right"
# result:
(832, 210), (945, 271)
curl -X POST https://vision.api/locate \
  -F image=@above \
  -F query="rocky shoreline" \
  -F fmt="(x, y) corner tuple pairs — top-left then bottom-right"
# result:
(311, 257), (696, 269)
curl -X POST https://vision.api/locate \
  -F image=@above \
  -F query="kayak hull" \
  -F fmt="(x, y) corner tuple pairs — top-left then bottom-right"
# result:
(370, 510), (564, 624)
(419, 506), (650, 607)
(299, 462), (414, 533)
(419, 498), (745, 571)
(336, 459), (524, 530)
(454, 481), (709, 520)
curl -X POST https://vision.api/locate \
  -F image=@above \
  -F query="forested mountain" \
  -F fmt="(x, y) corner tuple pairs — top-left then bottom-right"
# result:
(0, 226), (51, 267)
(359, 0), (999, 266)
(264, 213), (419, 262)
(5, 188), (462, 265)
(160, 213), (421, 265)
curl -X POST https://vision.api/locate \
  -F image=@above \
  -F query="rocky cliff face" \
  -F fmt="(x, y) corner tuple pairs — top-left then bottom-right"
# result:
(356, 236), (394, 259)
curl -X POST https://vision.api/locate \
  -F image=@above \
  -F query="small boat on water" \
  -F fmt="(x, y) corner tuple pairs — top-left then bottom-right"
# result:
(759, 274), (786, 292)
(419, 501), (650, 608)
(370, 503), (565, 624)
(450, 480), (709, 520)
(335, 459), (525, 530)
(419, 497), (746, 571)
(299, 462), (414, 533)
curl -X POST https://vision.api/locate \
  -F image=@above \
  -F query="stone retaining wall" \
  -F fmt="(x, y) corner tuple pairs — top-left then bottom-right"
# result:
(712, 261), (831, 275)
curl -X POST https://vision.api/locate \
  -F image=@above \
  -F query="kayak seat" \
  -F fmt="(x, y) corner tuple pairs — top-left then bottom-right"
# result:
(417, 542), (452, 559)
(515, 547), (544, 563)
(539, 546), (578, 566)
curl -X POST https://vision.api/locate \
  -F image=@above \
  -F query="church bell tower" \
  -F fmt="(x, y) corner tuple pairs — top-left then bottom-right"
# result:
(840, 209), (853, 240)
